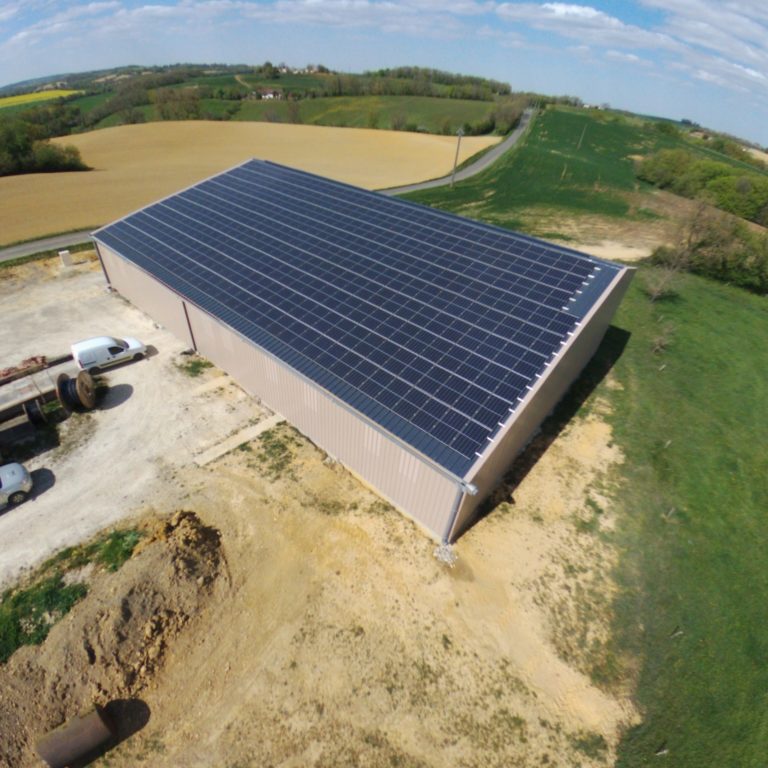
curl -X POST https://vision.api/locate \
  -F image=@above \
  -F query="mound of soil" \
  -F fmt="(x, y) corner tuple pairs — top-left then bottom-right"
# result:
(0, 511), (224, 768)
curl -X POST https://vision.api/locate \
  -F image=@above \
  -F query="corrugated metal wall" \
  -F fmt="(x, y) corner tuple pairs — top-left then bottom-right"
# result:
(98, 246), (459, 540)
(447, 268), (635, 540)
(99, 245), (194, 349)
(98, 243), (632, 544)
(184, 302), (460, 539)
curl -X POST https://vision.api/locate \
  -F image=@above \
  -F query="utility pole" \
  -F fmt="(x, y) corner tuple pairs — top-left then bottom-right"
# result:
(450, 127), (464, 188)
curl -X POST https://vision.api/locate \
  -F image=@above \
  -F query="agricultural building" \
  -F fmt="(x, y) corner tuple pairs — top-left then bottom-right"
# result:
(92, 160), (633, 541)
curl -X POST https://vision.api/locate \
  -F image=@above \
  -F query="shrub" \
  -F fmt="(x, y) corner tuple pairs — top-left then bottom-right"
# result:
(652, 206), (768, 294)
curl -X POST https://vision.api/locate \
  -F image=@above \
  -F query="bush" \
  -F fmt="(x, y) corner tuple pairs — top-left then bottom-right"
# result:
(637, 148), (768, 226)
(653, 206), (768, 294)
(0, 116), (89, 177)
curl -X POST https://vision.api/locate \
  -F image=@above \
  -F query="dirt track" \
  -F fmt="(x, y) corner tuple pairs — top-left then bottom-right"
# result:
(1, 258), (637, 767)
(0, 122), (499, 245)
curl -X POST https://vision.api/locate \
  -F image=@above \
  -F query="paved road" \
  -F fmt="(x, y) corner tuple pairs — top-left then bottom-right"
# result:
(380, 107), (535, 196)
(0, 229), (93, 264)
(0, 109), (535, 262)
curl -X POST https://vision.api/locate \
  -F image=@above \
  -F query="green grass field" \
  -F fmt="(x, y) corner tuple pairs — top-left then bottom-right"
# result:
(407, 106), (686, 220)
(183, 73), (246, 89)
(67, 91), (112, 113)
(94, 103), (157, 128)
(412, 105), (768, 766)
(80, 92), (493, 134)
(608, 275), (768, 767)
(239, 72), (330, 93)
(235, 94), (493, 133)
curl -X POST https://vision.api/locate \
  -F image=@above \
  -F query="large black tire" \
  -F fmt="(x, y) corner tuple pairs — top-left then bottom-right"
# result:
(9, 491), (27, 505)
(24, 399), (48, 426)
(88, 366), (100, 375)
(56, 373), (72, 415)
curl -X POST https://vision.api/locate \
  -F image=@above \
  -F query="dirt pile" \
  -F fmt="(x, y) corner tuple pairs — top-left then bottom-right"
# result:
(0, 511), (224, 768)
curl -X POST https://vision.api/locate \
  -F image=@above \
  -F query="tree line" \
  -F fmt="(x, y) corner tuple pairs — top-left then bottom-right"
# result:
(0, 116), (86, 177)
(361, 67), (511, 100)
(638, 148), (768, 226)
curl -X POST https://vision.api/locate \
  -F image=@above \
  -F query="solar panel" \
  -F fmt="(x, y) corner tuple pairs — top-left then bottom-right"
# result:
(94, 160), (622, 476)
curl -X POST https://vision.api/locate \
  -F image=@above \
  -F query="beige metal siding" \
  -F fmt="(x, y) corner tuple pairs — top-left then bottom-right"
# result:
(447, 268), (635, 541)
(99, 245), (194, 349)
(96, 241), (631, 544)
(184, 303), (459, 540)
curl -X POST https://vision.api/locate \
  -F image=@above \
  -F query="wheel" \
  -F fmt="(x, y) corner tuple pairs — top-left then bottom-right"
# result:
(133, 353), (144, 361)
(75, 371), (96, 410)
(56, 373), (72, 415)
(88, 366), (100, 374)
(9, 491), (27, 505)
(23, 399), (48, 426)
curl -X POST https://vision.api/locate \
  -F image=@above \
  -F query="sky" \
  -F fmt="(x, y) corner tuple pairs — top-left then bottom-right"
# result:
(1, 0), (767, 145)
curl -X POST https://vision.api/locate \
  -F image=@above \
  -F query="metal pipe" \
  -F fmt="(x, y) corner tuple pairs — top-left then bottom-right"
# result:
(36, 706), (115, 768)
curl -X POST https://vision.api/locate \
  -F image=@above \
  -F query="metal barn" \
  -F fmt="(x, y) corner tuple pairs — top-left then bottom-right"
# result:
(92, 160), (633, 542)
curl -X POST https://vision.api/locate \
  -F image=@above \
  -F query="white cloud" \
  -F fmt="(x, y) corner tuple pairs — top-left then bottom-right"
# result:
(0, 2), (25, 25)
(542, 3), (602, 19)
(495, 2), (681, 53)
(605, 49), (652, 67)
(242, 0), (486, 35)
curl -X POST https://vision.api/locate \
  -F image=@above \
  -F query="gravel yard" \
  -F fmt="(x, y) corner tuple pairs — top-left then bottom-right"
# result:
(0, 254), (270, 587)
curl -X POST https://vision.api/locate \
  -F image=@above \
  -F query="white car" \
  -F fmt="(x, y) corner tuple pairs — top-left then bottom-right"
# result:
(71, 336), (146, 373)
(0, 462), (33, 510)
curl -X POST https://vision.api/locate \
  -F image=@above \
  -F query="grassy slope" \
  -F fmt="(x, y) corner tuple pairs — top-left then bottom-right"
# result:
(406, 106), (684, 221)
(239, 72), (330, 92)
(81, 91), (492, 134)
(405, 105), (768, 767)
(235, 94), (493, 133)
(68, 92), (112, 113)
(610, 277), (768, 767)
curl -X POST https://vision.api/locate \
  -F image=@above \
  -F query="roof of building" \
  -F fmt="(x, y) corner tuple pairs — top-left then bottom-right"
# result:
(94, 160), (624, 477)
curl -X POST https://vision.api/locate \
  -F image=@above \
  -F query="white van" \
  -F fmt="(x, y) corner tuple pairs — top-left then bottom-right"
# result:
(71, 336), (146, 373)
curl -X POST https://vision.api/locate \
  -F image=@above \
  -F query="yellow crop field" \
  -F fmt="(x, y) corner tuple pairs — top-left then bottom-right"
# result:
(0, 90), (82, 109)
(0, 121), (499, 245)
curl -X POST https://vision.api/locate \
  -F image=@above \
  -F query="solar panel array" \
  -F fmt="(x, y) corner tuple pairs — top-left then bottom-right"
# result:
(94, 160), (622, 476)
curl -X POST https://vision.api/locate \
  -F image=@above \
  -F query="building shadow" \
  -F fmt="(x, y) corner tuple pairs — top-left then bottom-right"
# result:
(97, 383), (133, 410)
(468, 325), (632, 531)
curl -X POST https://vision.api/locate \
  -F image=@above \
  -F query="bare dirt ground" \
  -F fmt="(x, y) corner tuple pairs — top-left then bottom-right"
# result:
(0, 123), (499, 245)
(521, 190), (698, 264)
(0, 511), (225, 767)
(1, 259), (638, 767)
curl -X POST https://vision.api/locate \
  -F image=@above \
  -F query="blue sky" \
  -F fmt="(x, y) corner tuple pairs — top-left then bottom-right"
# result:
(1, 1), (767, 145)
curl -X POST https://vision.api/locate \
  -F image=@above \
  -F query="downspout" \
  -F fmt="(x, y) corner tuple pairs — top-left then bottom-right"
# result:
(441, 480), (478, 543)
(93, 240), (111, 287)
(181, 301), (198, 352)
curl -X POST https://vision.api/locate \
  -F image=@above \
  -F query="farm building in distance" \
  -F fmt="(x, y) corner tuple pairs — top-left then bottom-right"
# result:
(92, 160), (633, 542)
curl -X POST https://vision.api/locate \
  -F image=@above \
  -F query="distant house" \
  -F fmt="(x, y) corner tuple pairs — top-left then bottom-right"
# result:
(259, 89), (281, 100)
